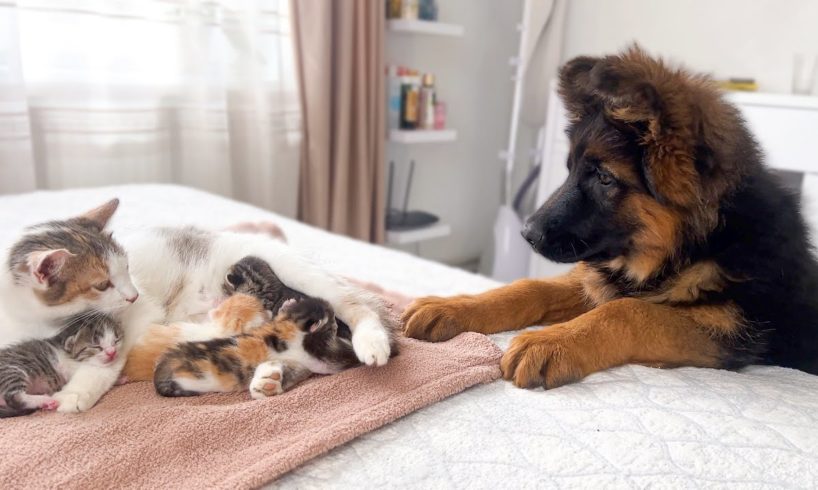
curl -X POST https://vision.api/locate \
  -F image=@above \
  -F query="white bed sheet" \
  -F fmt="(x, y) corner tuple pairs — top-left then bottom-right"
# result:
(2, 184), (817, 489)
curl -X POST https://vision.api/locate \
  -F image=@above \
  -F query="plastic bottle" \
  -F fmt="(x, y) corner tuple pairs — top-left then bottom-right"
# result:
(400, 71), (421, 129)
(386, 65), (402, 130)
(419, 73), (436, 129)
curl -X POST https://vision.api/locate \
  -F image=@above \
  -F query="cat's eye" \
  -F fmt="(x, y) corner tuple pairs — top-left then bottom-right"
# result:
(94, 280), (112, 291)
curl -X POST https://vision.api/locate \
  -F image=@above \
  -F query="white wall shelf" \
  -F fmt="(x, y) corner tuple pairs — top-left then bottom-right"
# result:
(389, 129), (457, 144)
(387, 19), (465, 37)
(386, 222), (451, 245)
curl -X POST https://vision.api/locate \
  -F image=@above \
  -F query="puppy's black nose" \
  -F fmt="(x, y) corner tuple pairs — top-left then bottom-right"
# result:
(521, 225), (542, 248)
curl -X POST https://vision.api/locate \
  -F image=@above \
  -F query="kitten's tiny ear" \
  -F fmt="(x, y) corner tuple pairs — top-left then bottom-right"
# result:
(309, 316), (331, 333)
(27, 249), (74, 287)
(225, 272), (244, 288)
(80, 198), (120, 230)
(63, 334), (77, 353)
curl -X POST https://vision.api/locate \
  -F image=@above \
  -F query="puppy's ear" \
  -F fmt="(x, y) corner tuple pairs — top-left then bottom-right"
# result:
(587, 46), (663, 137)
(558, 55), (603, 120)
(586, 45), (704, 208)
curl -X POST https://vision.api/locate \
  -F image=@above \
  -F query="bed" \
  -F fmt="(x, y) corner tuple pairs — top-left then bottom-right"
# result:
(2, 184), (817, 489)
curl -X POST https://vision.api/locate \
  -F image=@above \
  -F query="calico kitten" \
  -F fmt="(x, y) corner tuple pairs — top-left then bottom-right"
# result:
(153, 294), (359, 398)
(0, 313), (123, 417)
(123, 294), (272, 382)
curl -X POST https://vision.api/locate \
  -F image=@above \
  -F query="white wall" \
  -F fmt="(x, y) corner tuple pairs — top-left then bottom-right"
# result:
(562, 0), (818, 93)
(386, 0), (523, 266)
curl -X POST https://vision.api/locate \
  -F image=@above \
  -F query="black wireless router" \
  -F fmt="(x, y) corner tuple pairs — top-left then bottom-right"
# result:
(386, 160), (439, 231)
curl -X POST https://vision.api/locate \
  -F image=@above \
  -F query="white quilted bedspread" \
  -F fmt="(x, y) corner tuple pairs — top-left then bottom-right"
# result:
(2, 185), (818, 489)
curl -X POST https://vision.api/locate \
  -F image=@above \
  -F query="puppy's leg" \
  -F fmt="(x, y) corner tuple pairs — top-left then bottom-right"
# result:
(501, 298), (734, 389)
(403, 268), (591, 342)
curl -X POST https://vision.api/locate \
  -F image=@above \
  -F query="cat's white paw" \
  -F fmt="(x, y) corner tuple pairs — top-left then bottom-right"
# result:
(54, 391), (94, 413)
(250, 363), (284, 400)
(352, 322), (391, 366)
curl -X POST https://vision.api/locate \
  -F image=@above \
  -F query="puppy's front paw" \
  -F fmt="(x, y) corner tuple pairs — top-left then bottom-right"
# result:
(500, 327), (586, 389)
(250, 363), (284, 400)
(352, 323), (390, 366)
(402, 296), (475, 342)
(54, 391), (94, 413)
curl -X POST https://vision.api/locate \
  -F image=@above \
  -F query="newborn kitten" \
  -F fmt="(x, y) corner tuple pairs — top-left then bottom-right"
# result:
(153, 294), (359, 398)
(0, 313), (123, 417)
(223, 256), (360, 339)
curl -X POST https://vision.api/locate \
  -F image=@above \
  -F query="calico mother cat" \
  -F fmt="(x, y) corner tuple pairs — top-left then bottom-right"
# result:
(1, 198), (397, 413)
(0, 313), (123, 417)
(153, 294), (358, 397)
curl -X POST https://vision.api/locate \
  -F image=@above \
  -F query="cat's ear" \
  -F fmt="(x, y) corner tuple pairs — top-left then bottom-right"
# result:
(80, 198), (120, 230)
(27, 249), (74, 287)
(309, 316), (331, 333)
(225, 272), (245, 289)
(63, 334), (77, 353)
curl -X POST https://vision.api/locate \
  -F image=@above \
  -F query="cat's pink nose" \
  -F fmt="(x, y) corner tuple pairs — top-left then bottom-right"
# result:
(125, 293), (139, 303)
(105, 348), (117, 361)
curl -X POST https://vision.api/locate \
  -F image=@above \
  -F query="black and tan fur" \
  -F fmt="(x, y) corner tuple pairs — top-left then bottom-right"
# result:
(403, 46), (818, 388)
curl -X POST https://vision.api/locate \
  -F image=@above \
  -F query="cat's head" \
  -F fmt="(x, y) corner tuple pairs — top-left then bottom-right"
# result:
(277, 297), (337, 336)
(62, 315), (124, 366)
(222, 256), (277, 301)
(208, 293), (271, 333)
(7, 199), (139, 318)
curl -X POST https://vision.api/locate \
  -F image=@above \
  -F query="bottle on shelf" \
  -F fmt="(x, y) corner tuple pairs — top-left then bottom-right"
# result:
(434, 101), (446, 130)
(386, 0), (402, 19)
(386, 65), (402, 130)
(400, 69), (421, 129)
(419, 73), (436, 129)
(400, 0), (418, 20)
(418, 0), (438, 21)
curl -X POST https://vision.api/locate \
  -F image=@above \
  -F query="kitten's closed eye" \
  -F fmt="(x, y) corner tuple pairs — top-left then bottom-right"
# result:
(94, 280), (112, 291)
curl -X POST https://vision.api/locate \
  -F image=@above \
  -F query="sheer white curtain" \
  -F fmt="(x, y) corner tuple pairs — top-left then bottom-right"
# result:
(0, 0), (301, 216)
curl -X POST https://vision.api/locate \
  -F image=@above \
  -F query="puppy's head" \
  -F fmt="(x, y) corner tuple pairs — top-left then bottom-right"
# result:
(524, 45), (749, 282)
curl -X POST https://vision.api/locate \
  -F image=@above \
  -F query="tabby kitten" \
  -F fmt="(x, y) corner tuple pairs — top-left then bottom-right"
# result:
(0, 313), (123, 417)
(153, 294), (359, 398)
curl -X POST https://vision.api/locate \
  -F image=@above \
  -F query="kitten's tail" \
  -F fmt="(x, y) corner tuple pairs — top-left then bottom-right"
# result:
(153, 357), (199, 397)
(0, 405), (35, 418)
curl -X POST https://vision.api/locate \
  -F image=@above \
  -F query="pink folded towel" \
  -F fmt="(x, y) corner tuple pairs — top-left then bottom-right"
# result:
(0, 333), (501, 489)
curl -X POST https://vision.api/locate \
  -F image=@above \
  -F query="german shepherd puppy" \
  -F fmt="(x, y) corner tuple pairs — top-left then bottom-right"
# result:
(403, 46), (818, 389)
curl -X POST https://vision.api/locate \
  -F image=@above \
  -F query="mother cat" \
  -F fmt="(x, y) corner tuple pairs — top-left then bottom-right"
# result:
(0, 199), (395, 413)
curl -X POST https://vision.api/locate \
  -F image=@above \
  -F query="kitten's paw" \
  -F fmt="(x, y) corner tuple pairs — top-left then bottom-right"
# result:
(115, 375), (129, 386)
(352, 322), (391, 366)
(250, 363), (284, 400)
(54, 391), (94, 413)
(40, 398), (59, 411)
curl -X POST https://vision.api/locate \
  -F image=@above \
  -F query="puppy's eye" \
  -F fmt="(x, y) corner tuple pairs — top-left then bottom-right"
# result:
(94, 281), (112, 291)
(597, 170), (613, 186)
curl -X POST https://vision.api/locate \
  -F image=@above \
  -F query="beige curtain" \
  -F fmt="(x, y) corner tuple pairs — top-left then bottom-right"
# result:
(291, 0), (386, 243)
(0, 0), (302, 217)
